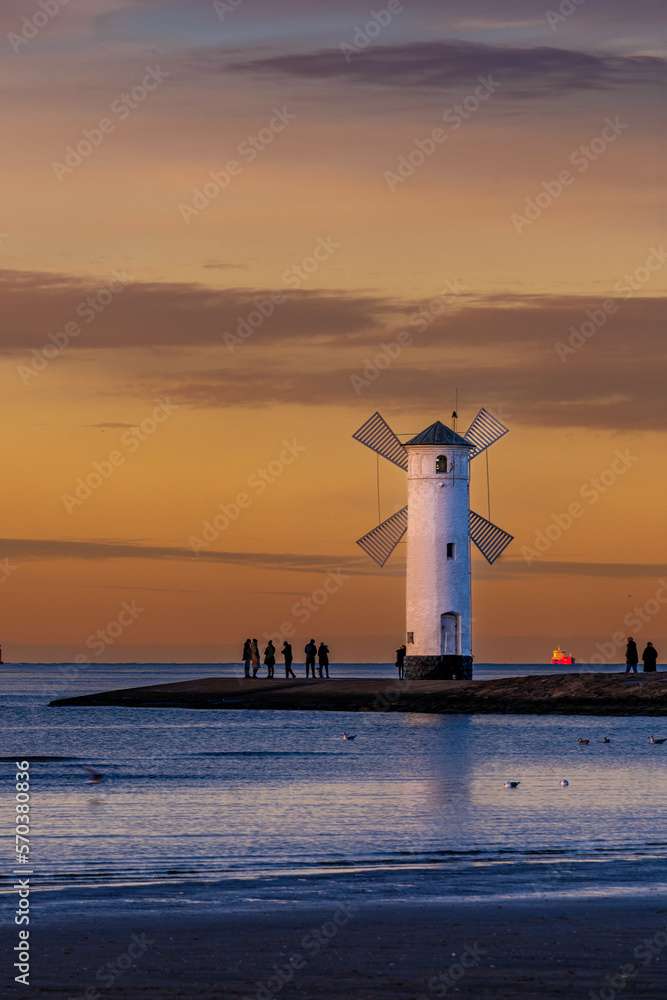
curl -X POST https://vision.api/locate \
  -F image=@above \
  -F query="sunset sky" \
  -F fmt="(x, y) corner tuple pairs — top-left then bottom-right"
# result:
(2, 0), (665, 663)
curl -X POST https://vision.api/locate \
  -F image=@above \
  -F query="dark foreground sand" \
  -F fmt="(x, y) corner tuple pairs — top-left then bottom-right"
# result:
(51, 672), (667, 715)
(9, 897), (667, 998)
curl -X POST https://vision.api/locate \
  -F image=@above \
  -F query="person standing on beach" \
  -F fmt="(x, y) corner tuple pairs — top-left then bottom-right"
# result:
(625, 636), (639, 674)
(282, 641), (296, 679)
(251, 638), (261, 678)
(317, 642), (330, 679)
(242, 638), (252, 678)
(264, 640), (276, 679)
(395, 644), (407, 679)
(642, 641), (658, 672)
(304, 639), (317, 679)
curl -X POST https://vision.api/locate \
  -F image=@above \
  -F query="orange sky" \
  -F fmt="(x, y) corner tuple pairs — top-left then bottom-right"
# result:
(1, 0), (665, 662)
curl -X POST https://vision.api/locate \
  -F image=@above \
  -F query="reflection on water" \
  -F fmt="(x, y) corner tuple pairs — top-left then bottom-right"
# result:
(1, 663), (666, 915)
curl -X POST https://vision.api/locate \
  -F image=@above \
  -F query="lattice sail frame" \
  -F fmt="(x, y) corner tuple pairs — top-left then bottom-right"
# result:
(468, 510), (514, 564)
(464, 407), (509, 458)
(352, 411), (408, 471)
(356, 506), (408, 567)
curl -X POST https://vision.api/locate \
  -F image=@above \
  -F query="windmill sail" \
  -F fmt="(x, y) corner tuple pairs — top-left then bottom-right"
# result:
(465, 408), (509, 458)
(353, 412), (408, 471)
(356, 506), (408, 567)
(469, 510), (513, 564)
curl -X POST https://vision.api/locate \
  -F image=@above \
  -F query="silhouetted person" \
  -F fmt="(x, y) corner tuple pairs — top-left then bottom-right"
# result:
(242, 638), (252, 678)
(625, 636), (639, 674)
(395, 644), (407, 679)
(305, 639), (317, 679)
(318, 642), (330, 679)
(264, 640), (276, 679)
(642, 641), (658, 673)
(251, 638), (261, 678)
(282, 641), (296, 679)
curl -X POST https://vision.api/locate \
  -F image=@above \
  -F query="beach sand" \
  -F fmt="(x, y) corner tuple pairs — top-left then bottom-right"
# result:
(11, 896), (667, 998)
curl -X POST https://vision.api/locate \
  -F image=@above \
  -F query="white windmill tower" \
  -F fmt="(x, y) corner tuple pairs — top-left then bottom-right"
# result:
(353, 408), (513, 680)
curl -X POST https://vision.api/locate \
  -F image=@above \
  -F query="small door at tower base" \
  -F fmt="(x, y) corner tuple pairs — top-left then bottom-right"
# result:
(441, 613), (460, 656)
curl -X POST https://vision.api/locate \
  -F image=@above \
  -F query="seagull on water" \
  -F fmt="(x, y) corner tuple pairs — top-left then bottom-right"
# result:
(504, 780), (520, 789)
(560, 779), (570, 787)
(577, 738), (591, 746)
(649, 736), (667, 745)
(341, 733), (356, 741)
(600, 737), (611, 744)
(84, 766), (104, 784)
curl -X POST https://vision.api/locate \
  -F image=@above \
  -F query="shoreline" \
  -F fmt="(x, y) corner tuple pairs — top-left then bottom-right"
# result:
(50, 672), (667, 715)
(9, 895), (667, 998)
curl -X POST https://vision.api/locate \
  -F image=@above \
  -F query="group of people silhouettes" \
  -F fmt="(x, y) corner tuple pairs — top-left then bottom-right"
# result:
(241, 638), (331, 680)
(625, 637), (658, 674)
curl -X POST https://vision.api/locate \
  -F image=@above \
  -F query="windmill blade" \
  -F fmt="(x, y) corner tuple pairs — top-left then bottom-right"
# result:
(353, 412), (408, 471)
(356, 506), (408, 567)
(465, 408), (509, 458)
(469, 510), (514, 564)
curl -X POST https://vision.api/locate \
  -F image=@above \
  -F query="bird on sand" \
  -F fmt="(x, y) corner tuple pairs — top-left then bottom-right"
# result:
(84, 766), (104, 784)
(341, 733), (356, 741)
(504, 780), (520, 789)
(649, 736), (667, 745)
(560, 779), (570, 787)
(577, 738), (590, 746)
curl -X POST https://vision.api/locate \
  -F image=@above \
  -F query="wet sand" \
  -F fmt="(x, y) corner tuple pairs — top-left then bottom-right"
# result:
(12, 896), (667, 998)
(51, 672), (667, 715)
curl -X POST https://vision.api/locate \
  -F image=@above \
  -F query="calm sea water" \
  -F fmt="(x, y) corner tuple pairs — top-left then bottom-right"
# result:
(2, 662), (666, 918)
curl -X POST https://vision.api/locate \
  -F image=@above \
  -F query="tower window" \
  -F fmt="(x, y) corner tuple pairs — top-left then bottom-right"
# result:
(436, 455), (448, 474)
(447, 543), (455, 560)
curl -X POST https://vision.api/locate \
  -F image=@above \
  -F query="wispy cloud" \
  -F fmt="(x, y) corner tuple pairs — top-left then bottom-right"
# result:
(0, 268), (396, 352)
(1, 535), (664, 583)
(148, 292), (667, 431)
(0, 536), (375, 575)
(227, 40), (667, 98)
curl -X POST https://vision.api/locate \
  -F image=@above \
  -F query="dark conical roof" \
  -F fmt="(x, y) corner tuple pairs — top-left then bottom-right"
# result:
(406, 420), (473, 447)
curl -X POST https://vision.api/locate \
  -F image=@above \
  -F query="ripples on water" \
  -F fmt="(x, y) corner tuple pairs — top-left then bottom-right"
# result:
(1, 662), (666, 914)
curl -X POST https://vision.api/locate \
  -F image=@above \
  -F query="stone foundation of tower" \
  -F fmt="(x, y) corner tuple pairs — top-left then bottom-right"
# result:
(404, 655), (473, 681)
